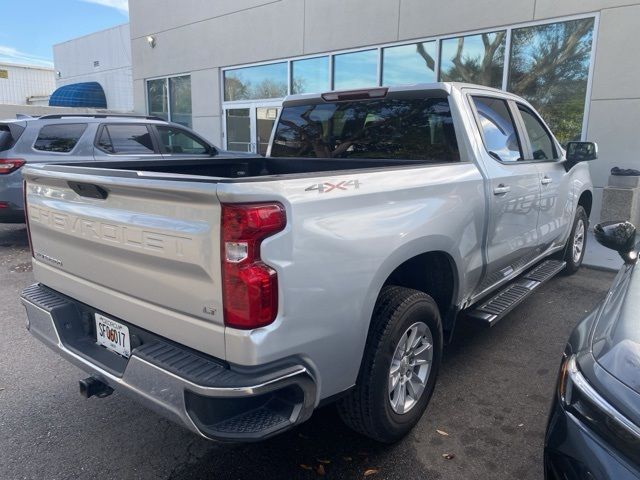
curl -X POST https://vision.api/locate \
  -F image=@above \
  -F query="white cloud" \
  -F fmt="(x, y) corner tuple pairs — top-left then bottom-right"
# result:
(79, 0), (129, 14)
(0, 46), (54, 68)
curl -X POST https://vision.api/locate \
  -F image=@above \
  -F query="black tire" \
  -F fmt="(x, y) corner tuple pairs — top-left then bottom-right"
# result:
(337, 286), (443, 443)
(561, 206), (588, 275)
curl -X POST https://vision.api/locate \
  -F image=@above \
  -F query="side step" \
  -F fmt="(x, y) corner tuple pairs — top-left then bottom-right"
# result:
(467, 259), (566, 327)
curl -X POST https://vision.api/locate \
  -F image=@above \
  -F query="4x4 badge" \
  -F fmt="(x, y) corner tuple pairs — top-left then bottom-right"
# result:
(305, 179), (360, 193)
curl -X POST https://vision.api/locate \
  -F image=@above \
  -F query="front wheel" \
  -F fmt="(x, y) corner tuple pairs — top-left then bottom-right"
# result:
(561, 205), (588, 275)
(337, 286), (443, 443)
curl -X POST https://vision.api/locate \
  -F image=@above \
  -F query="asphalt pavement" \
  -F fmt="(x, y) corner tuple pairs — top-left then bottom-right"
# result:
(0, 223), (616, 480)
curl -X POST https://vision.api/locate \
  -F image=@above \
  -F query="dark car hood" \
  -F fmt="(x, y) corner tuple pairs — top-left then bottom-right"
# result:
(591, 262), (640, 395)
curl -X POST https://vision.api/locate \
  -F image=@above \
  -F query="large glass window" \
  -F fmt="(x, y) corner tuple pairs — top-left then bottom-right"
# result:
(333, 50), (378, 90)
(508, 18), (594, 144)
(472, 96), (522, 163)
(224, 63), (287, 101)
(169, 76), (192, 128)
(33, 124), (87, 153)
(147, 79), (168, 121)
(292, 56), (329, 94)
(440, 31), (506, 88)
(146, 75), (191, 127)
(271, 97), (459, 162)
(382, 42), (436, 85)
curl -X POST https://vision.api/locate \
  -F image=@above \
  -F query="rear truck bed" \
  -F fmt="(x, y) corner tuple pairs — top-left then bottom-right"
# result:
(21, 160), (326, 441)
(21, 153), (485, 441)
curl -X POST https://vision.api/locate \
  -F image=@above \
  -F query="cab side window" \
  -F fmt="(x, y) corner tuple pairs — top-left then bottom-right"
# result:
(517, 105), (557, 160)
(156, 126), (209, 155)
(97, 124), (155, 154)
(472, 97), (522, 163)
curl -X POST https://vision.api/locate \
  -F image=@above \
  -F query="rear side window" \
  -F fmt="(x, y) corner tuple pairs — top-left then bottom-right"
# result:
(271, 97), (459, 162)
(97, 124), (155, 154)
(33, 123), (87, 153)
(517, 105), (557, 160)
(472, 97), (522, 163)
(0, 124), (23, 152)
(156, 126), (209, 155)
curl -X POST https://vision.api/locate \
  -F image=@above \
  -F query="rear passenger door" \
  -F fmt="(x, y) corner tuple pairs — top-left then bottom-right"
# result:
(514, 103), (573, 251)
(94, 123), (163, 161)
(470, 95), (541, 294)
(152, 125), (215, 159)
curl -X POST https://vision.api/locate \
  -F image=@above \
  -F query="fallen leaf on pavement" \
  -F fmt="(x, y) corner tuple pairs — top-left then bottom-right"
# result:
(436, 429), (449, 436)
(442, 453), (455, 460)
(316, 465), (326, 476)
(364, 468), (379, 476)
(299, 464), (313, 471)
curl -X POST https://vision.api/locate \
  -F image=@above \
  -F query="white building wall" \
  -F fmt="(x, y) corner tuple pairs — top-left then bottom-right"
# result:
(53, 23), (133, 111)
(0, 63), (56, 105)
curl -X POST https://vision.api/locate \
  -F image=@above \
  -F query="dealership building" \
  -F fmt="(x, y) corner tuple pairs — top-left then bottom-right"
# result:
(96, 0), (637, 221)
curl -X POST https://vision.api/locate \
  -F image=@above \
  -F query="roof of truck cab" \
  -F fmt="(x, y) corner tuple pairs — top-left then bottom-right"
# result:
(281, 81), (520, 107)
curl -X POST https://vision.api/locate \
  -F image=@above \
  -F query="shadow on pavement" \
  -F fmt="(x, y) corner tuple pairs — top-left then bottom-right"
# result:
(0, 225), (29, 248)
(168, 405), (435, 480)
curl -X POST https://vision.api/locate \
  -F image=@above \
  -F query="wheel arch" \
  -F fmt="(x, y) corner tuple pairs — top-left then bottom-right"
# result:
(578, 189), (593, 219)
(363, 237), (462, 340)
(383, 251), (458, 325)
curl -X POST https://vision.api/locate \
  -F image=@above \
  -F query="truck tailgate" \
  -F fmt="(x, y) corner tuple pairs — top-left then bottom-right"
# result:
(23, 167), (226, 358)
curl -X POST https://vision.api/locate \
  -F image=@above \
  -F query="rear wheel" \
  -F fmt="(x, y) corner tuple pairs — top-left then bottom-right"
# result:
(337, 286), (442, 443)
(561, 206), (588, 275)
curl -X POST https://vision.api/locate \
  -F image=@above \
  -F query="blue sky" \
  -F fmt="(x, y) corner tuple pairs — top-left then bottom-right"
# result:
(0, 0), (128, 68)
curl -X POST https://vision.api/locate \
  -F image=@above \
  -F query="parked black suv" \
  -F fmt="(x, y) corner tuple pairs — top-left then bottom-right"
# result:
(545, 221), (640, 479)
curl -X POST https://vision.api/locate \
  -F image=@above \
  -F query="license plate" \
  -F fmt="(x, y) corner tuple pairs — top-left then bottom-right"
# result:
(95, 313), (131, 358)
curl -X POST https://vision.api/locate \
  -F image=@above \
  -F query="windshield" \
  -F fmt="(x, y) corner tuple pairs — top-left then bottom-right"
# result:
(270, 97), (459, 162)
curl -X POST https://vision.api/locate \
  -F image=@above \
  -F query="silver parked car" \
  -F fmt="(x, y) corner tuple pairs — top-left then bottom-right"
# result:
(0, 114), (241, 223)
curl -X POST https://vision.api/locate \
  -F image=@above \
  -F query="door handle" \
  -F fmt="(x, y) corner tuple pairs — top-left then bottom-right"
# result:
(493, 184), (511, 195)
(541, 176), (553, 185)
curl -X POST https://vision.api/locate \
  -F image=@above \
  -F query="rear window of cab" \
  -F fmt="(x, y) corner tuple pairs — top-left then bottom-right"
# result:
(271, 96), (459, 163)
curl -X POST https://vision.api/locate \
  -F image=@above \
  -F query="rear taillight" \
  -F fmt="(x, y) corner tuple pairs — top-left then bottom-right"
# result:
(221, 203), (286, 329)
(23, 180), (33, 257)
(0, 158), (25, 174)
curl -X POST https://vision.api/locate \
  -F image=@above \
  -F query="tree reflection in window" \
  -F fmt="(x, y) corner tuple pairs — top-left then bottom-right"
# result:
(508, 18), (594, 145)
(224, 63), (288, 101)
(271, 98), (459, 162)
(439, 31), (506, 88)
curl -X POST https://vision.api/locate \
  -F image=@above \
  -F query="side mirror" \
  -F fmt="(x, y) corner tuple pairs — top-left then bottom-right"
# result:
(566, 141), (598, 162)
(594, 221), (637, 264)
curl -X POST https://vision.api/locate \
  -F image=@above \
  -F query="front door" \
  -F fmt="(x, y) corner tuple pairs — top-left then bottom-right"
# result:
(224, 103), (281, 155)
(470, 95), (542, 294)
(225, 107), (253, 153)
(514, 103), (573, 251)
(255, 106), (280, 155)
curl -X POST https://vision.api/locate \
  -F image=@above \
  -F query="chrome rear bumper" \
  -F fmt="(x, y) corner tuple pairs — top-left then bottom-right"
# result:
(21, 283), (317, 442)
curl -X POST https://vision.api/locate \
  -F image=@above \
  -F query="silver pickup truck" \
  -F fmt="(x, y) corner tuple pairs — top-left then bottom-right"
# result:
(21, 82), (597, 443)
